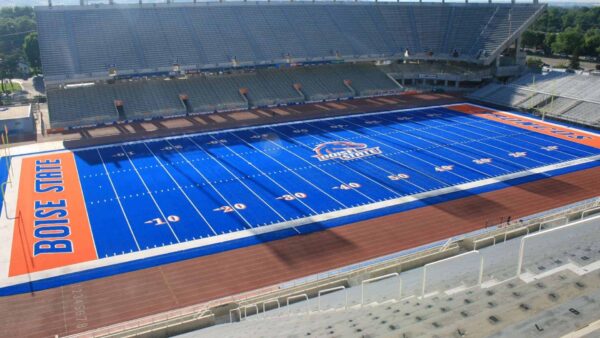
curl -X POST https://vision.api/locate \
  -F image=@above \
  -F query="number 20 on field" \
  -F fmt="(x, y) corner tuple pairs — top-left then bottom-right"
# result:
(213, 203), (247, 213)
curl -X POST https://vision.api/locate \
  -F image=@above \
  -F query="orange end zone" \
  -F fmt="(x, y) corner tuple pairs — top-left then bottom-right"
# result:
(448, 104), (600, 149)
(9, 152), (97, 276)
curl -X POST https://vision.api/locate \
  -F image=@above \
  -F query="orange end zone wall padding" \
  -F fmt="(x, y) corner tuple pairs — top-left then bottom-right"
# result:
(448, 104), (600, 149)
(9, 152), (97, 276)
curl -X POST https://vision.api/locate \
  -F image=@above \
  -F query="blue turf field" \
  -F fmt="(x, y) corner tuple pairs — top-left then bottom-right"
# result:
(72, 105), (600, 259)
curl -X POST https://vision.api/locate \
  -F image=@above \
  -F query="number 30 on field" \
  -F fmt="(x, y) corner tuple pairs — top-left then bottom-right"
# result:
(276, 192), (307, 201)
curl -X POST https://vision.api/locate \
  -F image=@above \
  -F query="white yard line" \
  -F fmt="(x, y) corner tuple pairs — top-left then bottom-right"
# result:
(436, 107), (597, 157)
(119, 145), (180, 243)
(229, 131), (348, 209)
(283, 123), (422, 195)
(96, 149), (141, 251)
(188, 135), (290, 226)
(164, 138), (255, 230)
(142, 142), (218, 236)
(434, 111), (575, 162)
(355, 115), (514, 176)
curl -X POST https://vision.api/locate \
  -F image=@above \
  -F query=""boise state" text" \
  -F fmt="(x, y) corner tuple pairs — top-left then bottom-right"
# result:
(33, 159), (72, 256)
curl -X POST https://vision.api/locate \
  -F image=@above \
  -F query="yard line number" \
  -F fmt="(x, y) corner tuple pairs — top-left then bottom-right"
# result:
(388, 173), (410, 181)
(276, 192), (307, 201)
(145, 215), (180, 226)
(213, 203), (247, 213)
(333, 182), (361, 190)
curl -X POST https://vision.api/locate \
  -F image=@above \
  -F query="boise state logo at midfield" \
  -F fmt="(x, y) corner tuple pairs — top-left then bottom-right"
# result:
(312, 141), (382, 161)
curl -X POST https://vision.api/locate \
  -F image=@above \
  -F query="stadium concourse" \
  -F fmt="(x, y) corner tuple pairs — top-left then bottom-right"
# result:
(4, 0), (600, 337)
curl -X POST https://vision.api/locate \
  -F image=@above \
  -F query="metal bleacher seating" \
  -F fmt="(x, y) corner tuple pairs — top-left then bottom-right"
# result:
(469, 72), (600, 127)
(38, 2), (544, 129)
(185, 212), (600, 338)
(45, 64), (401, 128)
(36, 2), (544, 81)
(47, 85), (118, 128)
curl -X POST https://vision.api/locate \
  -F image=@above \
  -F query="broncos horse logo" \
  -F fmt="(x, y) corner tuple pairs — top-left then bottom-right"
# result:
(312, 141), (382, 161)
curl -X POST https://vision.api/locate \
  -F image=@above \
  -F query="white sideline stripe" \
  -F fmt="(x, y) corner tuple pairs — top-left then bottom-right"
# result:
(96, 149), (141, 251)
(0, 156), (23, 279)
(142, 142), (218, 236)
(1, 153), (599, 288)
(4, 103), (599, 160)
(164, 139), (255, 230)
(120, 145), (181, 243)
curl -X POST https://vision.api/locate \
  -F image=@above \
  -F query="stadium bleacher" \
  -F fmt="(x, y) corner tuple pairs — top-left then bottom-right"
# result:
(469, 72), (600, 127)
(46, 64), (402, 128)
(36, 2), (543, 82)
(37, 2), (544, 129)
(75, 200), (598, 338)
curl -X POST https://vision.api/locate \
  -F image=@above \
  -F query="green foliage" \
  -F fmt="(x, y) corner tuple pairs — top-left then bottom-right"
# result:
(526, 6), (600, 59)
(551, 27), (584, 55)
(521, 31), (546, 49)
(526, 57), (544, 70)
(0, 6), (36, 79)
(570, 50), (580, 70)
(23, 31), (40, 73)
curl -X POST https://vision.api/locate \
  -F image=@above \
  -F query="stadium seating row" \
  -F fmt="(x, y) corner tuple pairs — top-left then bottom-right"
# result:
(36, 3), (543, 81)
(47, 64), (401, 128)
(469, 72), (600, 127)
(190, 213), (600, 338)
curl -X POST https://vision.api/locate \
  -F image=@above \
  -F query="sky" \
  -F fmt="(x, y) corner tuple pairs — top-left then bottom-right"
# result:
(1, 0), (599, 7)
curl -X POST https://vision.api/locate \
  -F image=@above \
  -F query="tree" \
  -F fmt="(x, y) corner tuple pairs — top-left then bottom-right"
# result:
(543, 33), (556, 56)
(552, 27), (584, 56)
(583, 29), (600, 58)
(526, 57), (544, 70)
(23, 32), (40, 73)
(521, 31), (546, 49)
(570, 49), (580, 70)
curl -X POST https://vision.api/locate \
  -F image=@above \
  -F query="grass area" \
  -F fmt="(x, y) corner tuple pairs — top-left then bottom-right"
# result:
(0, 81), (22, 93)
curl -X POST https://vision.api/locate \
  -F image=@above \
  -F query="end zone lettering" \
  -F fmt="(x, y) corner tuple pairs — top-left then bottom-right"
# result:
(10, 152), (96, 276)
(33, 159), (73, 256)
(33, 200), (72, 256)
(35, 159), (64, 193)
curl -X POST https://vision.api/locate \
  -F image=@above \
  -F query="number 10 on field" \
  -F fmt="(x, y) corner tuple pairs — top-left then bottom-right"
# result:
(145, 215), (180, 226)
